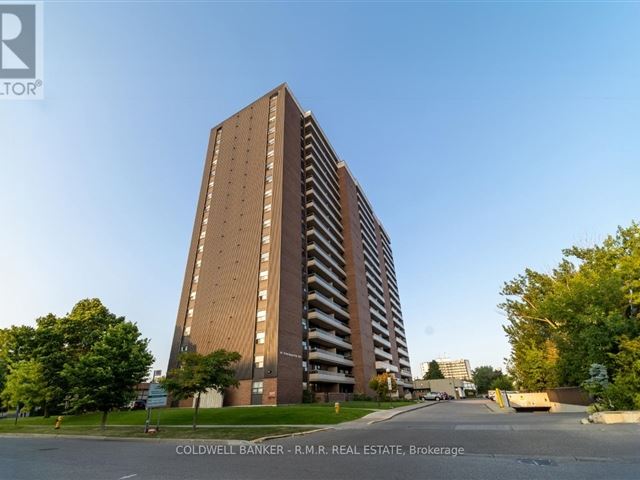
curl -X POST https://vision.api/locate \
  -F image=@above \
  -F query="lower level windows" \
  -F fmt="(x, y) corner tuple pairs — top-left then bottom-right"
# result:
(252, 381), (263, 395)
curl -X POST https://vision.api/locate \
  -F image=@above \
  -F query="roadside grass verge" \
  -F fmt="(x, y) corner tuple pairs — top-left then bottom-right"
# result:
(0, 424), (310, 440)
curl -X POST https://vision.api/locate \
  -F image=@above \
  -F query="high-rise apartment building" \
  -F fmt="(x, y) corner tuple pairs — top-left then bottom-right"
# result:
(421, 359), (473, 381)
(168, 84), (412, 405)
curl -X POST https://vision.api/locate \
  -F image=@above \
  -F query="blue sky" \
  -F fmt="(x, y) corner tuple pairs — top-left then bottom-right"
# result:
(1, 2), (639, 377)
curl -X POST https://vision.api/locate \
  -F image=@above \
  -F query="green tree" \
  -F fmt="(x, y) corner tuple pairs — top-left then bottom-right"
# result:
(368, 372), (397, 405)
(472, 366), (502, 394)
(490, 374), (514, 391)
(423, 360), (444, 380)
(162, 350), (241, 430)
(607, 336), (640, 410)
(500, 222), (640, 393)
(1, 360), (50, 424)
(63, 322), (154, 429)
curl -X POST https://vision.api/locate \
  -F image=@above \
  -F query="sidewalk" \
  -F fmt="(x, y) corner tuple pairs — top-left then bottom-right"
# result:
(335, 401), (441, 429)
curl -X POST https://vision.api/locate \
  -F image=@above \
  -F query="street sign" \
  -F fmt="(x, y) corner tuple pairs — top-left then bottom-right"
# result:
(147, 383), (167, 408)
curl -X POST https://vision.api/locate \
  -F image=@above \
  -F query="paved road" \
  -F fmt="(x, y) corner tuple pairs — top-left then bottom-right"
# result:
(2, 400), (639, 479)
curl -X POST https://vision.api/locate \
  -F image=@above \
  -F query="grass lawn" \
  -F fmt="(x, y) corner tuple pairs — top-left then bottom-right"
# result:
(0, 400), (415, 439)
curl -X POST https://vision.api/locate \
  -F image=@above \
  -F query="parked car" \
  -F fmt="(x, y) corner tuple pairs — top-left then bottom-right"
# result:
(420, 392), (443, 401)
(129, 399), (147, 410)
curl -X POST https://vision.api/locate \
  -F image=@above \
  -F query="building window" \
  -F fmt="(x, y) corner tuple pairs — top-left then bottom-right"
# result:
(258, 290), (268, 301)
(200, 231), (206, 239)
(256, 332), (265, 344)
(254, 356), (264, 369)
(267, 162), (274, 170)
(252, 381), (263, 394)
(264, 189), (272, 197)
(261, 235), (270, 245)
(190, 291), (196, 300)
(183, 326), (191, 336)
(263, 219), (271, 228)
(193, 275), (199, 283)
(256, 310), (266, 322)
(264, 204), (272, 212)
(265, 176), (273, 184)
(188, 308), (194, 317)
(261, 252), (269, 262)
(259, 271), (268, 281)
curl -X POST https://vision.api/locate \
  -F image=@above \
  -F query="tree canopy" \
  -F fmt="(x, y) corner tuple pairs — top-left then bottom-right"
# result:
(422, 360), (445, 380)
(0, 299), (154, 422)
(500, 222), (640, 408)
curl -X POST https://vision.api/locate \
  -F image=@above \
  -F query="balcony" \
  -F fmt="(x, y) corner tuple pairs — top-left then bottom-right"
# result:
(307, 242), (345, 274)
(308, 275), (348, 306)
(307, 223), (344, 258)
(306, 201), (343, 241)
(308, 328), (352, 350)
(399, 357), (411, 368)
(307, 258), (346, 290)
(371, 320), (389, 336)
(397, 347), (409, 357)
(395, 336), (407, 348)
(375, 361), (399, 373)
(374, 347), (393, 361)
(373, 334), (391, 349)
(308, 348), (354, 367)
(307, 291), (350, 321)
(368, 295), (386, 315)
(309, 370), (355, 384)
(369, 307), (388, 325)
(401, 368), (412, 378)
(307, 309), (350, 334)
(306, 216), (343, 252)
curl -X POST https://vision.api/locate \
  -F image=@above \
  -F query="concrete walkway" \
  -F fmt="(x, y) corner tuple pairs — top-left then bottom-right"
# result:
(334, 400), (441, 429)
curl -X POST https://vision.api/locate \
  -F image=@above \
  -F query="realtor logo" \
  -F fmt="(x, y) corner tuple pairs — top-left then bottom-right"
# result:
(0, 2), (42, 99)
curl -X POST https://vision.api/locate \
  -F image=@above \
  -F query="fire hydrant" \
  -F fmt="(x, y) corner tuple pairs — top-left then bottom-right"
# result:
(54, 416), (63, 430)
(334, 402), (340, 414)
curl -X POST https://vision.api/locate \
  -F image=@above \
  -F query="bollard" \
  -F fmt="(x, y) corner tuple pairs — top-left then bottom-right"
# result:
(334, 402), (340, 414)
(54, 416), (63, 430)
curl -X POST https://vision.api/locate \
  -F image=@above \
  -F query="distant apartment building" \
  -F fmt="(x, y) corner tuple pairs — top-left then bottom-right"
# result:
(421, 358), (473, 381)
(167, 84), (412, 406)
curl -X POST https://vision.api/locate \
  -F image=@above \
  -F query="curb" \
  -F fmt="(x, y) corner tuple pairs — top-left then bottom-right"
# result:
(252, 427), (333, 443)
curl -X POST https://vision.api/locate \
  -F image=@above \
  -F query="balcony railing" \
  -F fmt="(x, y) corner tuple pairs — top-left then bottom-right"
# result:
(374, 347), (393, 361)
(308, 328), (352, 350)
(399, 357), (411, 368)
(308, 275), (348, 306)
(307, 291), (350, 321)
(308, 348), (354, 367)
(307, 258), (347, 290)
(375, 361), (399, 373)
(373, 334), (391, 348)
(371, 320), (389, 336)
(308, 370), (355, 384)
(307, 309), (350, 334)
